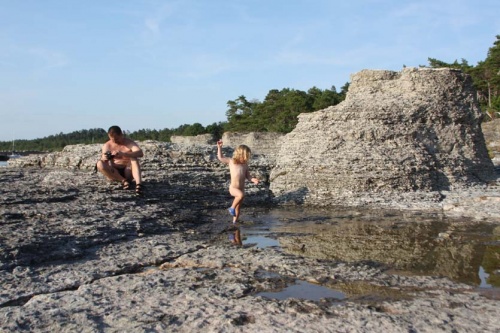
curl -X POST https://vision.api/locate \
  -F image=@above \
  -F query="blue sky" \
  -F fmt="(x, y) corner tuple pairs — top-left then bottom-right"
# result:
(1, 0), (499, 141)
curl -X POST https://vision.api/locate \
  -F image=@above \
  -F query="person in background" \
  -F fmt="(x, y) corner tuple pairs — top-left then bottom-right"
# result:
(217, 140), (259, 223)
(96, 125), (144, 195)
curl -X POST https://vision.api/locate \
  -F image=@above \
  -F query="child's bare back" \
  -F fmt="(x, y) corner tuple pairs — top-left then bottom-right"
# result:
(229, 160), (250, 191)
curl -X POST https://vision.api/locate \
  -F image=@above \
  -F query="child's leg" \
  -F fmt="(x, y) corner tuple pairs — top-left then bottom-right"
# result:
(229, 187), (244, 208)
(229, 187), (245, 222)
(234, 198), (244, 223)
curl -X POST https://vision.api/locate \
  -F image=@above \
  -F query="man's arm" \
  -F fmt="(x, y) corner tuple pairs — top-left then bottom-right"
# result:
(115, 140), (144, 158)
(126, 144), (144, 158)
(101, 143), (110, 161)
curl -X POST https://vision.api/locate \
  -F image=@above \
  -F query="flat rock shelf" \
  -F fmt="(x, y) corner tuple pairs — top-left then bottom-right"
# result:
(1, 167), (499, 332)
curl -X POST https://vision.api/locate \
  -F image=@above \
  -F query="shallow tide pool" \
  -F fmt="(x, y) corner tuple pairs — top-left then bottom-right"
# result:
(233, 206), (500, 290)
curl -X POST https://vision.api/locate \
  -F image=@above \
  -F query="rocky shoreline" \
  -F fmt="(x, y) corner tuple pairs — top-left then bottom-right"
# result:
(2, 67), (500, 332)
(1, 157), (500, 332)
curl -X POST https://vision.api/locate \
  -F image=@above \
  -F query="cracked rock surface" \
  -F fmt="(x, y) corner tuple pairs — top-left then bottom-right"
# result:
(1, 167), (500, 332)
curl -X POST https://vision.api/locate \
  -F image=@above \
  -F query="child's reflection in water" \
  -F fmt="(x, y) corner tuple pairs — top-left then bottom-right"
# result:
(228, 227), (242, 246)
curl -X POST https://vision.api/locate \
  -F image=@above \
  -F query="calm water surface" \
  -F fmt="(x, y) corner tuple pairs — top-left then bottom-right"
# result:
(236, 207), (500, 290)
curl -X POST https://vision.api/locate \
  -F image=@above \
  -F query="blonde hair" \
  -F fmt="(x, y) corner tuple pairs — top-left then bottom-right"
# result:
(232, 145), (252, 164)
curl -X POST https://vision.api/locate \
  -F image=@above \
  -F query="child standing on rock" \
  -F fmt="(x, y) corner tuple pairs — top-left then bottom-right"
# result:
(217, 140), (259, 223)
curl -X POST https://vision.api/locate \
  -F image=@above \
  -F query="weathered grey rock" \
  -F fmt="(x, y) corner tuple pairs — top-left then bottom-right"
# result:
(7, 137), (277, 171)
(6, 144), (103, 170)
(7, 131), (500, 219)
(482, 118), (500, 159)
(271, 68), (497, 207)
(4, 245), (499, 333)
(170, 133), (216, 145)
(4, 68), (500, 332)
(222, 132), (285, 162)
(1, 162), (500, 331)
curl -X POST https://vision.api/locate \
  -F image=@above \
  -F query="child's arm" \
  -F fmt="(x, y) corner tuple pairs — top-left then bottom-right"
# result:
(217, 140), (231, 164)
(246, 168), (259, 185)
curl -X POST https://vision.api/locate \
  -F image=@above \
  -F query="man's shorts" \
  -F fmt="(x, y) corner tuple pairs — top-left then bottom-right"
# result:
(115, 167), (127, 178)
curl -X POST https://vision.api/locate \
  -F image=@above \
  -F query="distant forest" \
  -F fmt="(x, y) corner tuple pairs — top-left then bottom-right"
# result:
(0, 84), (348, 152)
(2, 35), (499, 153)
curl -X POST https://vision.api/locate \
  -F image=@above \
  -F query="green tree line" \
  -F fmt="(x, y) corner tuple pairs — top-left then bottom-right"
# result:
(225, 84), (348, 133)
(425, 34), (500, 118)
(0, 84), (346, 152)
(2, 34), (499, 153)
(0, 128), (108, 153)
(0, 123), (226, 152)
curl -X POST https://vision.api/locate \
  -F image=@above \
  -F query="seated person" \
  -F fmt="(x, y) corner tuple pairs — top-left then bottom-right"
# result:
(96, 125), (144, 194)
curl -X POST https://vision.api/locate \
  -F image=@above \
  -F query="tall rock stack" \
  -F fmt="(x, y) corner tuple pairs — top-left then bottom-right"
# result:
(222, 132), (285, 164)
(270, 68), (496, 207)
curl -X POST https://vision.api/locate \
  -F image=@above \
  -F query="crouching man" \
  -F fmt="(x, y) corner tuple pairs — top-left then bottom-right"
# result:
(96, 125), (144, 195)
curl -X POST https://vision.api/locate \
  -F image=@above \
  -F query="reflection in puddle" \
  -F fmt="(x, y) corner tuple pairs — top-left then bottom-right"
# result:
(479, 266), (493, 288)
(242, 207), (500, 289)
(257, 280), (345, 301)
(332, 280), (413, 303)
(227, 228), (242, 246)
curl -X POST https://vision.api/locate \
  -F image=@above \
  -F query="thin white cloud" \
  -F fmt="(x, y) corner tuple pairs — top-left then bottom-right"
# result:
(181, 53), (234, 79)
(0, 45), (69, 75)
(142, 1), (184, 38)
(274, 50), (347, 66)
(227, 3), (261, 25)
(144, 18), (161, 35)
(28, 48), (69, 70)
(389, 0), (479, 30)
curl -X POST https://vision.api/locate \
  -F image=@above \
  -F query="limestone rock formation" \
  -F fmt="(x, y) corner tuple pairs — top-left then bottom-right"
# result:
(482, 118), (500, 163)
(170, 133), (215, 145)
(7, 140), (265, 171)
(222, 132), (285, 161)
(6, 137), (277, 205)
(270, 68), (497, 206)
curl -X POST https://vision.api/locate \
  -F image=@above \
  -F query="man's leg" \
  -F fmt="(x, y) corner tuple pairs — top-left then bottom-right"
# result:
(96, 160), (126, 182)
(130, 159), (142, 184)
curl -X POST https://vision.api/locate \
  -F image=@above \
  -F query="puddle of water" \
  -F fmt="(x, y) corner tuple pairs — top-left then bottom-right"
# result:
(256, 279), (346, 301)
(240, 206), (500, 289)
(243, 235), (280, 248)
(255, 270), (282, 279)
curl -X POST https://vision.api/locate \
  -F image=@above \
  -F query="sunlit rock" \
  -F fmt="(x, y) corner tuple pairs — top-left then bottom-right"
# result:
(270, 68), (496, 206)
